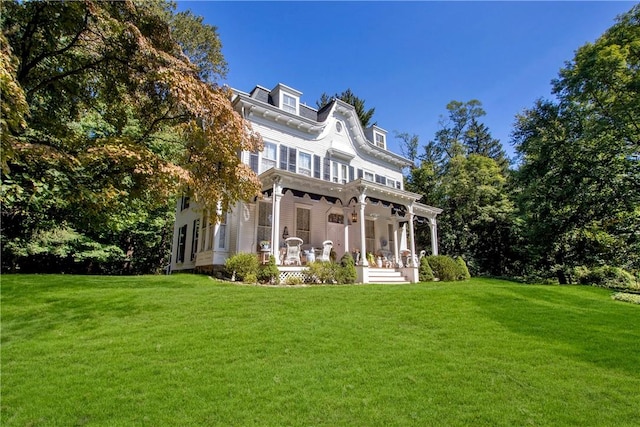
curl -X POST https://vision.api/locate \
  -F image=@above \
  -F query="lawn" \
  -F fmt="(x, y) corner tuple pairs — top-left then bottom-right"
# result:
(2, 275), (639, 426)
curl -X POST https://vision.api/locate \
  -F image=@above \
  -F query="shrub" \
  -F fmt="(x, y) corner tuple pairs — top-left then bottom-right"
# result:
(258, 255), (280, 285)
(225, 253), (259, 282)
(419, 257), (434, 282)
(455, 256), (471, 280)
(305, 261), (339, 284)
(244, 273), (257, 284)
(337, 253), (357, 284)
(283, 275), (303, 286)
(611, 292), (640, 305)
(574, 265), (637, 290)
(426, 255), (460, 282)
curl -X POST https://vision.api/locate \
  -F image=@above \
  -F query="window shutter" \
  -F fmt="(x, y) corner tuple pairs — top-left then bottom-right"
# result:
(288, 148), (297, 172)
(323, 157), (330, 181)
(349, 166), (355, 182)
(358, 169), (363, 179)
(280, 146), (288, 170)
(313, 155), (321, 179)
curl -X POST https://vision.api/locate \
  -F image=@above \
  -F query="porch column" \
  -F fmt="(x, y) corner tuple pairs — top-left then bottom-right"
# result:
(213, 201), (223, 250)
(271, 177), (283, 265)
(430, 217), (439, 256)
(408, 205), (417, 267)
(343, 206), (351, 261)
(392, 219), (400, 265)
(358, 187), (368, 266)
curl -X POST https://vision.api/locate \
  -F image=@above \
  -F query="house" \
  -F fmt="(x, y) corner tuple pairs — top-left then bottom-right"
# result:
(170, 83), (441, 283)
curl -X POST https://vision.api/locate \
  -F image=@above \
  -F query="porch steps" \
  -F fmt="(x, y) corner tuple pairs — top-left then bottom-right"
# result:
(368, 268), (409, 284)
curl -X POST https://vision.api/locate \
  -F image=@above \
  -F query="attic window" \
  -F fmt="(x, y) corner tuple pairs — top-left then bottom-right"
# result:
(282, 94), (297, 114)
(375, 132), (385, 148)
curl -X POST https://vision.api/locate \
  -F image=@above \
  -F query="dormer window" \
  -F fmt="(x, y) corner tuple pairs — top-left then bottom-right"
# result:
(282, 94), (297, 114)
(375, 132), (385, 149)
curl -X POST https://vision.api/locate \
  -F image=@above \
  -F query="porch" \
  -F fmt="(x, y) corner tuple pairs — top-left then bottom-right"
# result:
(240, 169), (441, 284)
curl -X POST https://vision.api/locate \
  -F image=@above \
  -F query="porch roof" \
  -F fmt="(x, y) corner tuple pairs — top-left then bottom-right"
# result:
(258, 168), (442, 219)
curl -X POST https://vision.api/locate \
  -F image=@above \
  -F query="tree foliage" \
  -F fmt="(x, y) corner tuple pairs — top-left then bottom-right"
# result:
(512, 5), (640, 281)
(316, 88), (376, 128)
(1, 0), (262, 273)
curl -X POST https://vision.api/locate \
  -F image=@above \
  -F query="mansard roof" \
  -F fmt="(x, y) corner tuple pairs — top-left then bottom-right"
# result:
(232, 83), (412, 168)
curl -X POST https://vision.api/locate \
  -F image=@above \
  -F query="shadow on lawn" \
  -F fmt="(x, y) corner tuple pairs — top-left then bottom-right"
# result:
(470, 286), (640, 376)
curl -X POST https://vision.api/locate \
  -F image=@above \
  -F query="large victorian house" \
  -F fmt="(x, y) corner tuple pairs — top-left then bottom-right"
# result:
(170, 83), (441, 283)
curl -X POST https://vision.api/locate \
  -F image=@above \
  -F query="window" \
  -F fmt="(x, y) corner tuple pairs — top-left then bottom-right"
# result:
(257, 201), (272, 244)
(190, 219), (200, 261)
(280, 145), (297, 172)
(388, 224), (395, 252)
(375, 133), (385, 148)
(218, 213), (227, 249)
(296, 207), (311, 244)
(177, 224), (187, 263)
(298, 151), (312, 176)
(364, 171), (374, 182)
(375, 174), (387, 185)
(180, 195), (190, 211)
(365, 220), (375, 255)
(332, 161), (348, 184)
(386, 177), (396, 189)
(282, 94), (297, 114)
(262, 142), (277, 172)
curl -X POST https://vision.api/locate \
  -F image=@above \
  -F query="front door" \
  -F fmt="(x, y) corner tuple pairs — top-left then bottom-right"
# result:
(326, 212), (345, 259)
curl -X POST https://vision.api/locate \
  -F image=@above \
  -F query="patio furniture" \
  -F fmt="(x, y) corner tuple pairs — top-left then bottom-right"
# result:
(318, 240), (333, 262)
(283, 237), (303, 266)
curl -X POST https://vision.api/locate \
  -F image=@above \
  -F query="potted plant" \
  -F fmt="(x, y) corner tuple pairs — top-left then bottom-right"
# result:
(259, 240), (270, 250)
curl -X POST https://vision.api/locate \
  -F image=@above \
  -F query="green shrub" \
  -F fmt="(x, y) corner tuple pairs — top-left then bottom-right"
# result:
(283, 275), (303, 286)
(244, 273), (257, 284)
(258, 255), (280, 285)
(225, 253), (259, 282)
(337, 253), (357, 284)
(574, 265), (637, 290)
(419, 257), (434, 282)
(426, 255), (460, 282)
(305, 261), (339, 284)
(455, 256), (471, 280)
(611, 292), (640, 304)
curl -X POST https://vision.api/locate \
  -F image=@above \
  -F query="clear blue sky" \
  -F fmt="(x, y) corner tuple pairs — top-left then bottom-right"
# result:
(177, 1), (636, 160)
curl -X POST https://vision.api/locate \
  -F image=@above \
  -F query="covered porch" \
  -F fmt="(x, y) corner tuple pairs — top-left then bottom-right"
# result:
(251, 169), (441, 284)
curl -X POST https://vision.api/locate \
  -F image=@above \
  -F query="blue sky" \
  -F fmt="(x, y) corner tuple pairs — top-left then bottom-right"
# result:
(176, 1), (636, 160)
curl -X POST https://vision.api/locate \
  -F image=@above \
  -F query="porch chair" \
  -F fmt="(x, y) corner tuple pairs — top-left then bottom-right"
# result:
(318, 240), (333, 262)
(283, 237), (303, 266)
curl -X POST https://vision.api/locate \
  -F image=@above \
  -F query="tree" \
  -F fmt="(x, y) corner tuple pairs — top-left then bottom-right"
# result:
(512, 5), (640, 281)
(401, 100), (515, 275)
(1, 0), (262, 273)
(316, 88), (376, 128)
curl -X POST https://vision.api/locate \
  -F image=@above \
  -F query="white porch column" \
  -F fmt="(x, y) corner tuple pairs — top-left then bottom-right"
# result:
(392, 219), (400, 265)
(271, 177), (283, 264)
(430, 217), (439, 256)
(358, 187), (368, 266)
(213, 201), (223, 249)
(408, 205), (417, 267)
(343, 206), (351, 261)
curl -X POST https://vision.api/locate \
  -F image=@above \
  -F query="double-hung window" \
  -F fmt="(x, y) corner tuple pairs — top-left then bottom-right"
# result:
(218, 213), (227, 249)
(332, 161), (348, 184)
(375, 133), (385, 148)
(262, 142), (277, 172)
(298, 152), (312, 176)
(282, 94), (297, 114)
(364, 171), (374, 182)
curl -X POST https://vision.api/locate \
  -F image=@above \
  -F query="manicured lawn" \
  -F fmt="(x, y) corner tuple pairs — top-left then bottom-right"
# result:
(2, 275), (639, 426)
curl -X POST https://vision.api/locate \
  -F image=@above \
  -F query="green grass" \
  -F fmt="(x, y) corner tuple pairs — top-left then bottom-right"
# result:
(2, 275), (639, 426)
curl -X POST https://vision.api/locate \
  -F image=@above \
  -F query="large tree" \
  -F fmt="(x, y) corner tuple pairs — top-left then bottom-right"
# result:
(512, 4), (640, 281)
(0, 0), (262, 273)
